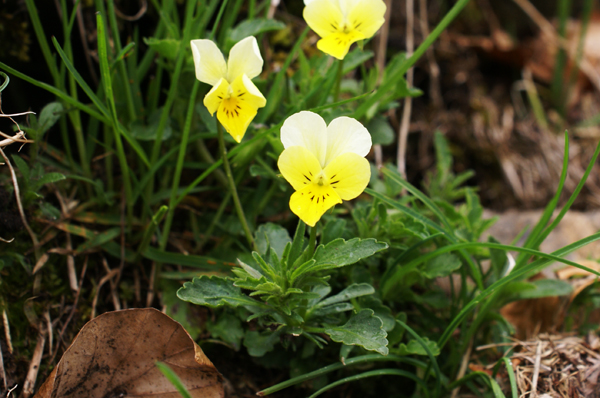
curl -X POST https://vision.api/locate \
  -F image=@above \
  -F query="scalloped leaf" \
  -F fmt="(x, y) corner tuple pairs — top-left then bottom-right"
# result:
(324, 309), (388, 355)
(177, 276), (262, 309)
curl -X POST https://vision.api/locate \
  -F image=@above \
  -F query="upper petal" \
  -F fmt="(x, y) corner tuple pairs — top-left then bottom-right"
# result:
(323, 152), (370, 200)
(226, 36), (264, 82)
(190, 39), (227, 86)
(303, 0), (345, 39)
(280, 111), (329, 167)
(277, 146), (323, 191)
(348, 0), (387, 38)
(323, 116), (372, 166)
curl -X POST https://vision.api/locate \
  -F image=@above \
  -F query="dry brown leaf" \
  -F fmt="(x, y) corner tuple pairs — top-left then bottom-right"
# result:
(34, 308), (223, 398)
(556, 259), (600, 280)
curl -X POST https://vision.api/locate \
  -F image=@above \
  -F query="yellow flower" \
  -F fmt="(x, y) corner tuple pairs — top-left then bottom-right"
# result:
(191, 36), (267, 142)
(277, 111), (372, 226)
(303, 0), (387, 60)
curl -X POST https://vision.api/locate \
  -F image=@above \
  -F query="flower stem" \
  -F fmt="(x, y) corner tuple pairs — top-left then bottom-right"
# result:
(333, 58), (345, 102)
(217, 122), (257, 251)
(308, 222), (318, 254)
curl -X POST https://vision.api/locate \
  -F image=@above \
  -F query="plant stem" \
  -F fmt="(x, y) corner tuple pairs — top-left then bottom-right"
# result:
(160, 80), (200, 250)
(333, 58), (345, 102)
(308, 222), (318, 254)
(216, 122), (256, 251)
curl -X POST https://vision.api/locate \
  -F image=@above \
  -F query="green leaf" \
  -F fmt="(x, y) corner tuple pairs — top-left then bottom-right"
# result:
(130, 108), (173, 141)
(366, 115), (394, 145)
(31, 172), (66, 192)
(321, 219), (346, 246)
(504, 279), (573, 302)
(12, 155), (30, 182)
(207, 313), (244, 350)
(489, 236), (509, 281)
(255, 223), (292, 258)
(243, 330), (281, 357)
(358, 297), (396, 332)
(155, 363), (193, 398)
(143, 37), (181, 61)
(310, 303), (355, 317)
(37, 102), (63, 135)
(324, 309), (388, 355)
(75, 227), (121, 254)
(143, 247), (232, 271)
(342, 49), (374, 74)
(396, 337), (440, 356)
(227, 18), (286, 47)
(177, 275), (264, 309)
(421, 253), (461, 279)
(312, 238), (388, 271)
(316, 283), (374, 308)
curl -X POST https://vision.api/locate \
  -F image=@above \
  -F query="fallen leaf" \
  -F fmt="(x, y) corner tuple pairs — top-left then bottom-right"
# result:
(34, 308), (223, 398)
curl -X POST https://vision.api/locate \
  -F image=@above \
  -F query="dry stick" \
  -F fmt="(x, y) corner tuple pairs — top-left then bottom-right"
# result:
(55, 190), (78, 291)
(0, 337), (6, 391)
(101, 257), (121, 312)
(146, 262), (156, 307)
(0, 149), (40, 255)
(6, 385), (17, 397)
(450, 336), (474, 398)
(43, 310), (53, 359)
(397, 0), (415, 177)
(531, 340), (542, 397)
(1, 310), (12, 355)
(374, 0), (393, 170)
(73, 0), (98, 86)
(511, 0), (600, 92)
(114, 0), (147, 21)
(21, 331), (45, 398)
(419, 0), (443, 108)
(51, 256), (87, 364)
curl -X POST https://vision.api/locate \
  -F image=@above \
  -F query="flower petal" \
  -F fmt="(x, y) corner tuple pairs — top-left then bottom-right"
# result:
(303, 0), (344, 39)
(323, 116), (372, 166)
(280, 111), (328, 167)
(348, 0), (387, 39)
(324, 152), (370, 200)
(191, 39), (227, 86)
(226, 36), (264, 82)
(278, 146), (323, 191)
(289, 184), (342, 227)
(203, 78), (229, 115)
(316, 30), (365, 60)
(215, 75), (266, 142)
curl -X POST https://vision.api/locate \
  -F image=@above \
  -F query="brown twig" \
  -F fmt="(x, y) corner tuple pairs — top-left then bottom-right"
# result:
(511, 0), (600, 92)
(419, 0), (443, 108)
(373, 0), (392, 170)
(397, 0), (415, 177)
(114, 0), (148, 21)
(0, 337), (6, 391)
(21, 331), (45, 398)
(530, 340), (542, 397)
(1, 310), (12, 355)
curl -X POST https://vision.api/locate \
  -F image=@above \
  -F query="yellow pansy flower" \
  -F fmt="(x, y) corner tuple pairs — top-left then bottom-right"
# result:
(303, 0), (387, 60)
(277, 111), (372, 227)
(191, 36), (266, 142)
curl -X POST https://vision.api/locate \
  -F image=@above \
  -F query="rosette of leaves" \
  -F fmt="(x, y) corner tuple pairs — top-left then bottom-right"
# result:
(177, 222), (389, 356)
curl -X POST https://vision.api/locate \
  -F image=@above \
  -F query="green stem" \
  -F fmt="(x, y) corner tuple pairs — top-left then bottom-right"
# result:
(160, 80), (200, 250)
(333, 58), (345, 102)
(308, 222), (318, 254)
(217, 123), (256, 251)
